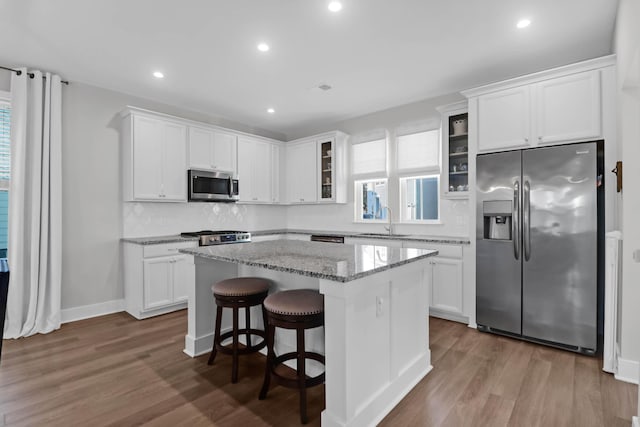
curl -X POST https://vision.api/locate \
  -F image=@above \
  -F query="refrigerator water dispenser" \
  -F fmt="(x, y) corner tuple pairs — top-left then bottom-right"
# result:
(483, 200), (512, 240)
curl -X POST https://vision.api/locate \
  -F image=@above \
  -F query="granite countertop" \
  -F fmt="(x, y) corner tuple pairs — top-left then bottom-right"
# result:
(179, 240), (438, 283)
(121, 229), (470, 246)
(121, 235), (199, 245)
(250, 229), (471, 245)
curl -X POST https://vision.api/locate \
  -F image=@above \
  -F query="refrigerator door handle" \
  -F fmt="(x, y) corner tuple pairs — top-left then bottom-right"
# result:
(513, 180), (520, 260)
(524, 180), (531, 261)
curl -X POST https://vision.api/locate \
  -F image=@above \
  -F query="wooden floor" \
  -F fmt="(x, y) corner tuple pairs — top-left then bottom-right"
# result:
(0, 312), (636, 426)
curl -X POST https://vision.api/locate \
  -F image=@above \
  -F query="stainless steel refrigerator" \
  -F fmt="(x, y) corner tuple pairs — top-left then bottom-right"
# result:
(476, 141), (604, 354)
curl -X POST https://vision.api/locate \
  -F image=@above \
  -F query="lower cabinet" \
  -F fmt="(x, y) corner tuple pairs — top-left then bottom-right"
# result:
(142, 255), (189, 310)
(428, 257), (464, 316)
(124, 241), (197, 319)
(402, 241), (470, 324)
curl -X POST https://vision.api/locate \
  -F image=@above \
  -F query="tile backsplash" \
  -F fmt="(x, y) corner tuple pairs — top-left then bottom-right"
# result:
(123, 202), (288, 237)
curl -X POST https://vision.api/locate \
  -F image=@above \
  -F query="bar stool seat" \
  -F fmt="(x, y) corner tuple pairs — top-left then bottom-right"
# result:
(214, 277), (271, 297)
(259, 289), (325, 424)
(208, 277), (271, 383)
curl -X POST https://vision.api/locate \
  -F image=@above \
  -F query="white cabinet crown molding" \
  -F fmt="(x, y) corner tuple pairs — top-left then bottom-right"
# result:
(435, 100), (468, 114)
(461, 54), (616, 98)
(286, 129), (349, 144)
(120, 106), (284, 146)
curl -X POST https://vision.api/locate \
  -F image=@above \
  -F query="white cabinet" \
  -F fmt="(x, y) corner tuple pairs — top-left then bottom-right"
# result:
(535, 70), (601, 144)
(188, 126), (237, 173)
(122, 111), (187, 202)
(286, 140), (318, 203)
(238, 136), (279, 203)
(286, 131), (348, 204)
(143, 257), (173, 309)
(429, 257), (463, 315)
(123, 241), (197, 319)
(478, 86), (532, 152)
(474, 69), (603, 153)
(401, 241), (468, 323)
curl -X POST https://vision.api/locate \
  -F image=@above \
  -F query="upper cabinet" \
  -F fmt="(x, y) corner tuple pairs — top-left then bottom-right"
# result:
(188, 126), (237, 173)
(121, 107), (348, 206)
(286, 140), (317, 203)
(238, 136), (280, 203)
(535, 71), (601, 145)
(122, 110), (187, 202)
(285, 131), (348, 204)
(465, 61), (610, 154)
(478, 86), (532, 152)
(438, 102), (470, 198)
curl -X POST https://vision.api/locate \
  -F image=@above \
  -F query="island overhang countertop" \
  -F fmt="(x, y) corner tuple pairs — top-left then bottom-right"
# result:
(180, 240), (438, 283)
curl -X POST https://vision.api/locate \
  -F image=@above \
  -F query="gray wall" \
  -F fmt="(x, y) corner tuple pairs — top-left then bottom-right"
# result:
(0, 70), (10, 92)
(60, 83), (288, 309)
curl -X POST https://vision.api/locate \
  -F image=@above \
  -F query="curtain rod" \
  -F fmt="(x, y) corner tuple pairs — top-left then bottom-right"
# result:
(0, 65), (69, 85)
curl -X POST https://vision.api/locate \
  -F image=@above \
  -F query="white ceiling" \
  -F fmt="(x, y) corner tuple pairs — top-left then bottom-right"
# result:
(0, 0), (618, 139)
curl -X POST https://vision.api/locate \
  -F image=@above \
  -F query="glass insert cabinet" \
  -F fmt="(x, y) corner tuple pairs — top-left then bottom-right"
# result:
(320, 140), (333, 199)
(438, 102), (469, 199)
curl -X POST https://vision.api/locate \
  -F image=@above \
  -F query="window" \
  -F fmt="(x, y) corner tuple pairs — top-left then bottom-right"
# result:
(0, 95), (10, 258)
(400, 175), (439, 222)
(0, 101), (9, 188)
(397, 129), (440, 172)
(352, 134), (388, 221)
(355, 179), (388, 221)
(352, 138), (386, 177)
(397, 129), (440, 222)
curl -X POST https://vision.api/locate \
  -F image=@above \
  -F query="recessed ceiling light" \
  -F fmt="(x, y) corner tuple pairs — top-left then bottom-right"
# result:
(257, 43), (270, 52)
(153, 71), (164, 79)
(267, 108), (275, 114)
(328, 1), (343, 12)
(517, 19), (531, 29)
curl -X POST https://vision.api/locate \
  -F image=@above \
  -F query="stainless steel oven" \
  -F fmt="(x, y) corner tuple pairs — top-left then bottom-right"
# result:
(188, 169), (239, 202)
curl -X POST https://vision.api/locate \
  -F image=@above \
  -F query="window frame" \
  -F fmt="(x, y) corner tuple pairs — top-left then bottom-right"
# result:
(398, 173), (441, 224)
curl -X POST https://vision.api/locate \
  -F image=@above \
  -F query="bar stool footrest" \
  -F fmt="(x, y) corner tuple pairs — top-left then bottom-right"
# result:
(269, 352), (326, 389)
(217, 329), (267, 355)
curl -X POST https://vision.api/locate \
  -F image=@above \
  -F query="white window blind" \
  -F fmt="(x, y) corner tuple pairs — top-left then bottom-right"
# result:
(352, 138), (386, 176)
(0, 103), (10, 182)
(397, 130), (439, 172)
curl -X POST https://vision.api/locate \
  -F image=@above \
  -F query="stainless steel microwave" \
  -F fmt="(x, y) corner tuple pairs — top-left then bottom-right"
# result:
(188, 170), (239, 202)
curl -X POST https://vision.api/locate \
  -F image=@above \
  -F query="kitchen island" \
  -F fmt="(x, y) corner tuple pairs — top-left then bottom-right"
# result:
(180, 240), (438, 427)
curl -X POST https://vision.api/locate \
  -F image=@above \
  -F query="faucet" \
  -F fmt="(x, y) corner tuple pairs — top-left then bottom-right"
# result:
(382, 206), (393, 236)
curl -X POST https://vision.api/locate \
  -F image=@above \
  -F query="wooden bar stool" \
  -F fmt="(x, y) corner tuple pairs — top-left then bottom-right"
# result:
(259, 289), (325, 424)
(208, 277), (271, 383)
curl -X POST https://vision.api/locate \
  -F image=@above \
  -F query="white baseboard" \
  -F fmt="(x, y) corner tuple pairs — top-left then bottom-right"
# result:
(615, 357), (639, 384)
(61, 299), (125, 324)
(633, 416), (639, 427)
(429, 307), (469, 324)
